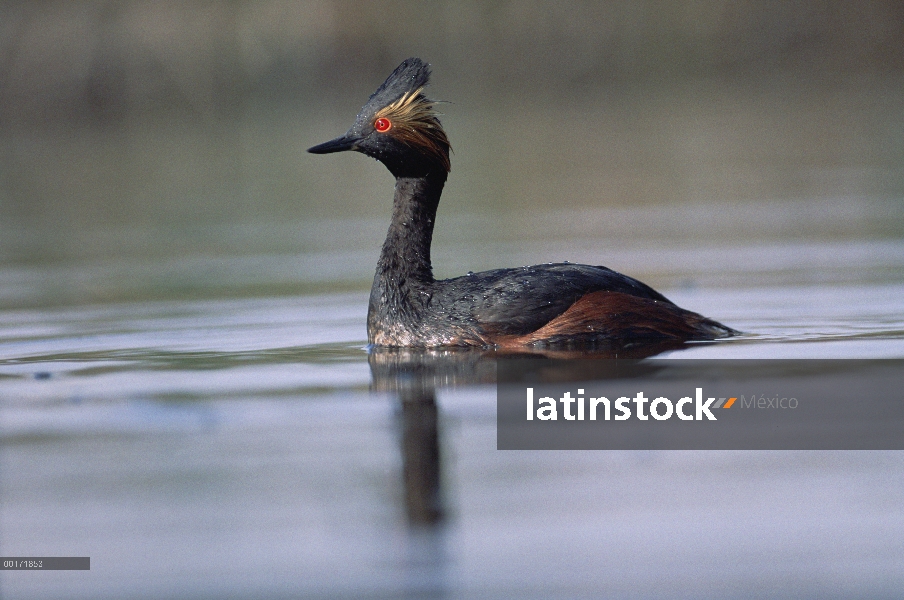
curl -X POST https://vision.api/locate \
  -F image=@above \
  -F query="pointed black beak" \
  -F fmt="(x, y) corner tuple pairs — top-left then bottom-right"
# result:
(308, 133), (360, 154)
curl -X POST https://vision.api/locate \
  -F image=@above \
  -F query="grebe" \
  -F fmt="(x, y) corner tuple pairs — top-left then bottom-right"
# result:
(309, 58), (735, 348)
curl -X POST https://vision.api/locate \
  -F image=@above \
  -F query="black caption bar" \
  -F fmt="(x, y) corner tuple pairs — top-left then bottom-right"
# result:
(497, 359), (904, 450)
(1, 557), (90, 570)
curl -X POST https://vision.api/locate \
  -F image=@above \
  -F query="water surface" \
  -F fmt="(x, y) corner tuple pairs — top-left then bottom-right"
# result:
(2, 217), (903, 598)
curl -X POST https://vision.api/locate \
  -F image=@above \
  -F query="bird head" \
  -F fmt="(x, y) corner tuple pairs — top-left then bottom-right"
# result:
(308, 58), (451, 178)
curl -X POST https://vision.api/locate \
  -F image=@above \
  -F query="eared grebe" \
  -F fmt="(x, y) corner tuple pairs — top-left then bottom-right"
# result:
(309, 58), (735, 348)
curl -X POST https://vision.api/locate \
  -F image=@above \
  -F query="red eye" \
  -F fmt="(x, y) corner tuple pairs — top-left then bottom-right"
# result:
(374, 117), (391, 132)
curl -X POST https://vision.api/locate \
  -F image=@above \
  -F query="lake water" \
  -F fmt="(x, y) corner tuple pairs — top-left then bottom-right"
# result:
(2, 79), (904, 598)
(2, 203), (903, 598)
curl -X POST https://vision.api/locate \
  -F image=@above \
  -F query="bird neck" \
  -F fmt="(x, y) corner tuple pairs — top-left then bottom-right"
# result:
(377, 173), (444, 285)
(370, 173), (445, 330)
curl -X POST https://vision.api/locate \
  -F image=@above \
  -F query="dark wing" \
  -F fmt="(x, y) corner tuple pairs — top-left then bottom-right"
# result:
(432, 263), (674, 337)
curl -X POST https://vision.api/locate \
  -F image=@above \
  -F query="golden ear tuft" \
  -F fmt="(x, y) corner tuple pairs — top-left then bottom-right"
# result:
(374, 88), (451, 172)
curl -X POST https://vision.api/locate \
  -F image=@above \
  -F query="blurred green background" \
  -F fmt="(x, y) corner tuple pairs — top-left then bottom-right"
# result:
(1, 1), (902, 304)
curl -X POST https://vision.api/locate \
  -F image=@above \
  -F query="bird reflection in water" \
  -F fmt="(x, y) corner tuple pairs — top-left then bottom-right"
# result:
(369, 339), (693, 527)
